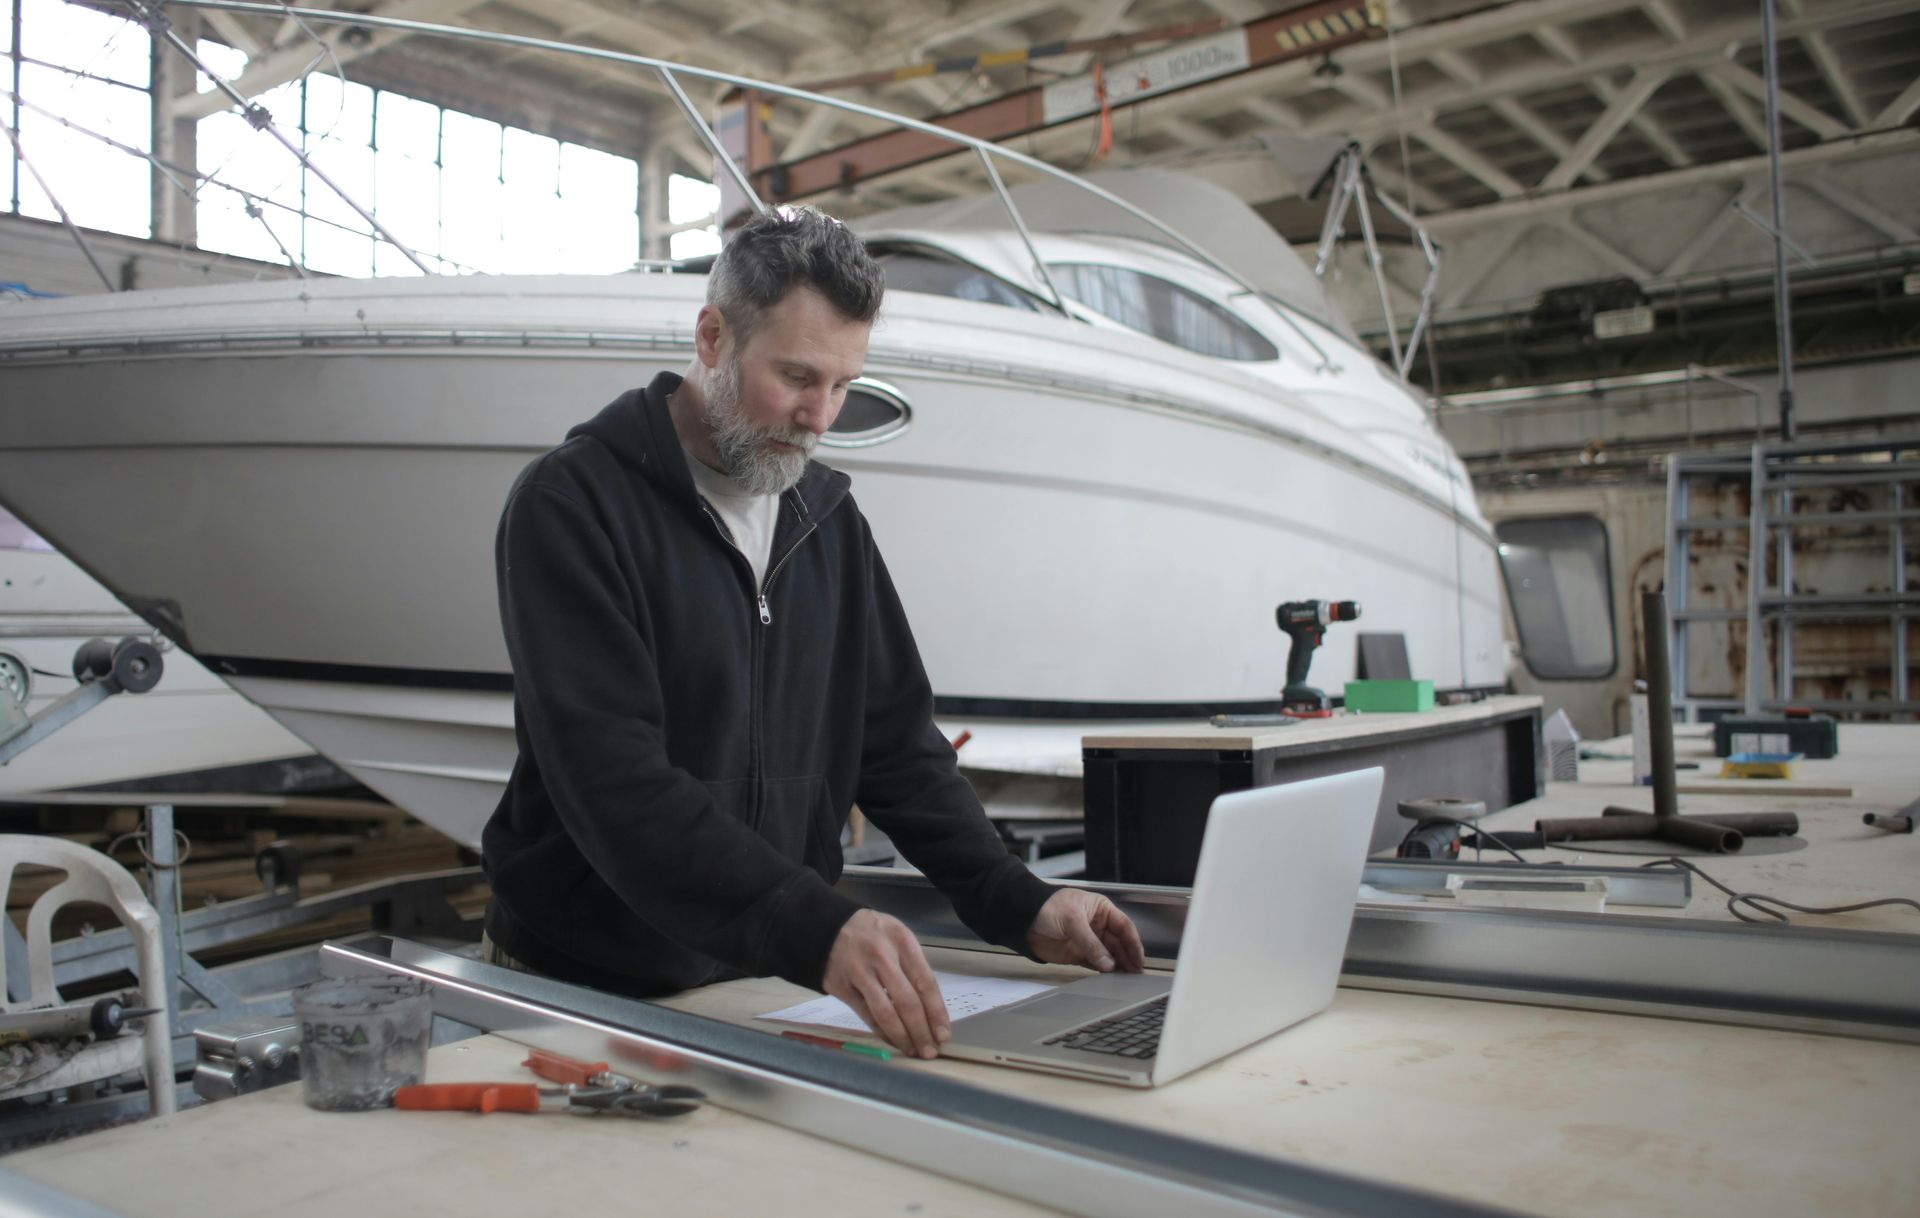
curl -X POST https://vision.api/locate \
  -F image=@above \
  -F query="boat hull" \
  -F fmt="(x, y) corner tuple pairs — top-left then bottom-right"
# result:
(0, 554), (329, 797)
(0, 277), (1503, 843)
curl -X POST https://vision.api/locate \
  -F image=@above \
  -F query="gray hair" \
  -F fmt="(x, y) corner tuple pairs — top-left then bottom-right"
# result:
(705, 205), (884, 350)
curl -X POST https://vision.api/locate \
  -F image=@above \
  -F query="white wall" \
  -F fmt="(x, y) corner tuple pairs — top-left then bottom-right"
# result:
(1, 212), (300, 298)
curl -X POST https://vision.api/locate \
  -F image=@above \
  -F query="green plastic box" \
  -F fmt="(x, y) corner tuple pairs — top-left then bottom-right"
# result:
(1343, 679), (1435, 713)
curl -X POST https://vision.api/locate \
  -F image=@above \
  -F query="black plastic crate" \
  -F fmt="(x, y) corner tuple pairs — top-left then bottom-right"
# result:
(1712, 714), (1839, 760)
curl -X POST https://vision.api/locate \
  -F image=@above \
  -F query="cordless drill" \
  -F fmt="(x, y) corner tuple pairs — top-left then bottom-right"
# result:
(1276, 599), (1360, 716)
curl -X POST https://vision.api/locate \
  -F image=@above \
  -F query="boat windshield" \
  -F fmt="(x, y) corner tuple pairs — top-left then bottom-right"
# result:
(852, 166), (1357, 344)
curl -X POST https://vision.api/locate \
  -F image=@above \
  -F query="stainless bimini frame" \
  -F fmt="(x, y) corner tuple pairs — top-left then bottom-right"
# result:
(110, 0), (1346, 373)
(1312, 143), (1440, 382)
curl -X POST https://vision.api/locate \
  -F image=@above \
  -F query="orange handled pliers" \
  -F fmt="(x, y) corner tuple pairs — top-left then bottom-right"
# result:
(393, 1047), (704, 1117)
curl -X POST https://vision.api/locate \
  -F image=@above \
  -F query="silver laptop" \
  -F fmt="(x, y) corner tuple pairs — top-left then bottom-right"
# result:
(941, 767), (1383, 1087)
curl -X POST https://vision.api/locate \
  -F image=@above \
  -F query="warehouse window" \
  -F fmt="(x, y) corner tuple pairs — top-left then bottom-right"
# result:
(1496, 516), (1618, 680)
(668, 173), (720, 260)
(193, 58), (639, 275)
(4, 0), (153, 239)
(1046, 262), (1277, 361)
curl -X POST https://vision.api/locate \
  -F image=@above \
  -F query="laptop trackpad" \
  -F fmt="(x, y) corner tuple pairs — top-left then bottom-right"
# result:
(1009, 993), (1125, 1025)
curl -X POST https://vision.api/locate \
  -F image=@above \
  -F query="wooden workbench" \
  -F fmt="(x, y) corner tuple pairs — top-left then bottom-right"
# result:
(8, 946), (1917, 1218)
(6, 724), (1918, 1217)
(1471, 721), (1919, 931)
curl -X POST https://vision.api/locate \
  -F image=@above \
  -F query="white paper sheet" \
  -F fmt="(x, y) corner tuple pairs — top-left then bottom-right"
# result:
(756, 971), (1055, 1033)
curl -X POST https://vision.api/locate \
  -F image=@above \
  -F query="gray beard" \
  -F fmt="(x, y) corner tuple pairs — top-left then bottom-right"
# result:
(700, 353), (816, 496)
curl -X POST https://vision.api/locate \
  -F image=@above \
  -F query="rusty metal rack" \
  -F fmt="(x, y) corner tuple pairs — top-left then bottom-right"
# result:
(1666, 435), (1920, 721)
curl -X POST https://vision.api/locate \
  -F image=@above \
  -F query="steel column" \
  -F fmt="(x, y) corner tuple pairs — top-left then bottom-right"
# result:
(1745, 444), (1768, 714)
(1895, 481), (1910, 706)
(1760, 0), (1797, 440)
(1777, 474), (1796, 702)
(143, 805), (187, 1014)
(1666, 454), (1690, 719)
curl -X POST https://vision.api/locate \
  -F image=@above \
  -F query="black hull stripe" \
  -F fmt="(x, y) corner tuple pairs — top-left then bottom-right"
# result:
(202, 655), (516, 693)
(200, 655), (1505, 722)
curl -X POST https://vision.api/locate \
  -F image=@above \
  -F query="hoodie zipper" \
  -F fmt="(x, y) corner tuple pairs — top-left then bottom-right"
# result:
(695, 490), (820, 829)
(756, 508), (818, 625)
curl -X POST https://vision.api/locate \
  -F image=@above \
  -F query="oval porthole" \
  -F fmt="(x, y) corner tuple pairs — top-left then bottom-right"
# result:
(821, 377), (913, 448)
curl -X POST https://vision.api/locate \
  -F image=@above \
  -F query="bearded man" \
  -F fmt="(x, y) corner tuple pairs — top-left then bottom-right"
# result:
(480, 206), (1143, 1058)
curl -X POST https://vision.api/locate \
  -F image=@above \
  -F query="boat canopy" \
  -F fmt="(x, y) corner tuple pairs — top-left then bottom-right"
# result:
(853, 159), (1357, 344)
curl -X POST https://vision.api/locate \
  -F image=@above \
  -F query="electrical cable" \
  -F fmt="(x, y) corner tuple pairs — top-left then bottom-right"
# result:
(1640, 857), (1920, 926)
(105, 829), (193, 871)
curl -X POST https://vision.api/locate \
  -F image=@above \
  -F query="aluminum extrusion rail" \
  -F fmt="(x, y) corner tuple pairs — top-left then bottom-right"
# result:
(835, 869), (1920, 1045)
(1360, 859), (1689, 907)
(324, 937), (1520, 1218)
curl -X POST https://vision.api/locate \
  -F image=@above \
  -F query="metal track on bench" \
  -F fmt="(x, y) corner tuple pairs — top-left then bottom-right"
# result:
(836, 868), (1920, 1045)
(324, 937), (1520, 1218)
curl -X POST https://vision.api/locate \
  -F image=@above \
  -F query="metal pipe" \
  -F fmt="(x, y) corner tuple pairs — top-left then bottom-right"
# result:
(1597, 808), (1801, 835)
(2, 89), (482, 275)
(1536, 811), (1741, 853)
(131, 2), (433, 275)
(1896, 478), (1910, 706)
(1667, 454), (1690, 719)
(976, 146), (1066, 313)
(0, 117), (116, 291)
(1444, 363), (1761, 409)
(144, 805), (186, 1017)
(1370, 183), (1441, 380)
(1312, 150), (1359, 276)
(159, 1), (1342, 372)
(1745, 443), (1768, 715)
(1352, 177), (1402, 375)
(1778, 477), (1796, 701)
(1761, 0), (1797, 440)
(1644, 588), (1680, 820)
(654, 67), (768, 220)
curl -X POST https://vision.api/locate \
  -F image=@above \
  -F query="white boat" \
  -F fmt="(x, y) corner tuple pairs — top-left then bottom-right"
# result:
(0, 507), (331, 797)
(0, 41), (1502, 846)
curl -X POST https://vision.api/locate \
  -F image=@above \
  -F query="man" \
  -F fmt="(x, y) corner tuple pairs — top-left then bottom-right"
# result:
(482, 206), (1144, 1059)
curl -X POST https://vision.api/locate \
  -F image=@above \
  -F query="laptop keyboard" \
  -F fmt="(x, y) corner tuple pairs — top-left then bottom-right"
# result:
(1042, 996), (1166, 1059)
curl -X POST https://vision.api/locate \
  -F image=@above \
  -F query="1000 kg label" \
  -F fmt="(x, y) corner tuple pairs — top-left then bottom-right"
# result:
(302, 1020), (374, 1048)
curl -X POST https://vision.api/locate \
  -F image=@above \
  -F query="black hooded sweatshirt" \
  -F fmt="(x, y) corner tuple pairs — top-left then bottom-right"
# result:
(481, 371), (1055, 997)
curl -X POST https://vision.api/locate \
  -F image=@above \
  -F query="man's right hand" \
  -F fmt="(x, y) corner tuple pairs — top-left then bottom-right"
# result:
(821, 909), (950, 1059)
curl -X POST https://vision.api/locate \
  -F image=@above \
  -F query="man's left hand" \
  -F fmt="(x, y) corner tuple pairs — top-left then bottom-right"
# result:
(1026, 889), (1147, 972)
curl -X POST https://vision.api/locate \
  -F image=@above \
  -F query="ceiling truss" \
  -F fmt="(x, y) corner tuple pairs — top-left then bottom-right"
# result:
(133, 0), (1920, 325)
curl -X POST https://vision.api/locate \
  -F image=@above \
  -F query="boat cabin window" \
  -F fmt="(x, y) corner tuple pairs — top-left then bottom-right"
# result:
(874, 251), (1041, 312)
(821, 378), (912, 448)
(1045, 262), (1278, 362)
(1495, 516), (1617, 681)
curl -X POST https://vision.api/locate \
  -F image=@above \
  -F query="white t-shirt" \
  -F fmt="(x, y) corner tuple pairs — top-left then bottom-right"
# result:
(684, 449), (780, 590)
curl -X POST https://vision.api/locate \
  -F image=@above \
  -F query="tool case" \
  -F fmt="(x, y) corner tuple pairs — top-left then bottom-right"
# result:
(1712, 713), (1838, 760)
